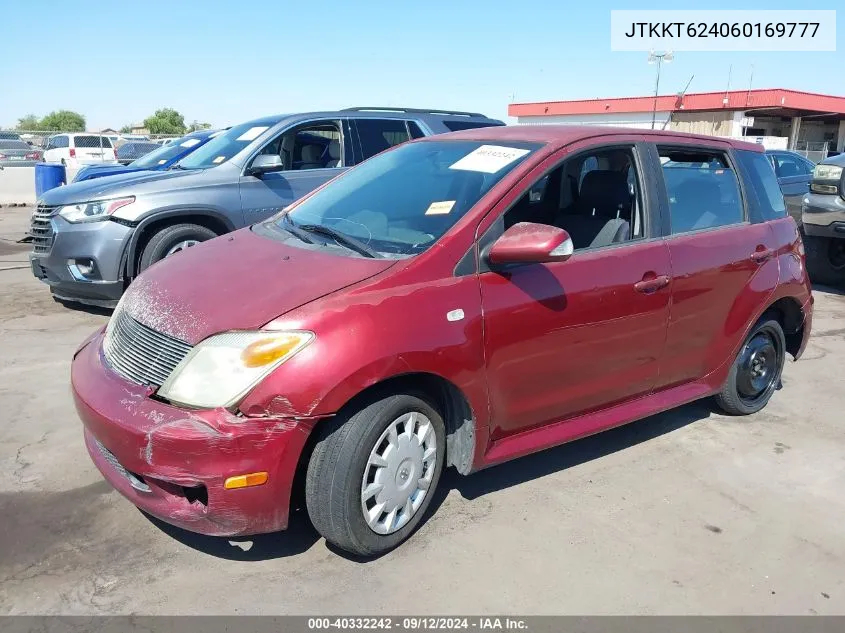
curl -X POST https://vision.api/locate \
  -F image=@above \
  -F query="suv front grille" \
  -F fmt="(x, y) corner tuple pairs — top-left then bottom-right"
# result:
(29, 203), (57, 254)
(103, 308), (193, 387)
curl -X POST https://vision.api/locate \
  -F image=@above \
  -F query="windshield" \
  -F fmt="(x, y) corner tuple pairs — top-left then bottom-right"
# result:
(130, 136), (206, 168)
(280, 140), (540, 256)
(176, 121), (276, 169)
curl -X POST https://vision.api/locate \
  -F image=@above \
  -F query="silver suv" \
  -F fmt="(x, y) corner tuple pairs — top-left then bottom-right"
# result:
(29, 107), (503, 307)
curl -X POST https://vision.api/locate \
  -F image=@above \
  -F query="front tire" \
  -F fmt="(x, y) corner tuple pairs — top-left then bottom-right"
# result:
(305, 393), (446, 556)
(804, 233), (845, 287)
(138, 223), (218, 272)
(714, 315), (786, 416)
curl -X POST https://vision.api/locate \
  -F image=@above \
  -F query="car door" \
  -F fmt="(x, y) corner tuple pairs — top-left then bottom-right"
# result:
(351, 118), (413, 164)
(238, 119), (353, 225)
(652, 143), (778, 389)
(770, 151), (813, 223)
(43, 136), (60, 163)
(479, 139), (672, 440)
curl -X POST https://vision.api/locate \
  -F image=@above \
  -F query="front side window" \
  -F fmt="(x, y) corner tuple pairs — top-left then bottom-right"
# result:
(502, 146), (645, 251)
(254, 122), (342, 171)
(178, 120), (278, 169)
(772, 152), (812, 177)
(658, 147), (744, 234)
(277, 140), (540, 256)
(356, 119), (410, 160)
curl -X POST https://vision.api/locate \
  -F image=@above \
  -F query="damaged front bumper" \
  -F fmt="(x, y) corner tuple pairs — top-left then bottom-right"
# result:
(72, 329), (320, 537)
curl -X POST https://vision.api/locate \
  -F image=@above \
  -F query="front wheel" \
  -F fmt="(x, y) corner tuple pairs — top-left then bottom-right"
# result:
(137, 223), (218, 273)
(803, 233), (845, 287)
(305, 393), (446, 556)
(714, 315), (786, 416)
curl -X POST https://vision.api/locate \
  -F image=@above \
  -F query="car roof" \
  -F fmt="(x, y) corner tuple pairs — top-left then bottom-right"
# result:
(821, 153), (845, 166)
(234, 108), (501, 129)
(426, 124), (764, 151)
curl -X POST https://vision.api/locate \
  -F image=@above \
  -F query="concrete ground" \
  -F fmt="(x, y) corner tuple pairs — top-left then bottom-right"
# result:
(1, 205), (844, 616)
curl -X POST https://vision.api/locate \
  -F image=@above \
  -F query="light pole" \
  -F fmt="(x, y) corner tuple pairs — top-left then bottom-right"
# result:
(648, 50), (673, 129)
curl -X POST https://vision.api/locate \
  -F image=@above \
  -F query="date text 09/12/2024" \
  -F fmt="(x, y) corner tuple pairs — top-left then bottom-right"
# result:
(307, 617), (528, 631)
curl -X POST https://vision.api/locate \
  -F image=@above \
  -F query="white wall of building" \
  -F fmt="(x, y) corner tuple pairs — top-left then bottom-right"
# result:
(516, 111), (671, 129)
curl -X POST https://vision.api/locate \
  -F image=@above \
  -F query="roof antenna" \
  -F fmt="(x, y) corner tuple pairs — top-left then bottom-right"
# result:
(662, 74), (694, 130)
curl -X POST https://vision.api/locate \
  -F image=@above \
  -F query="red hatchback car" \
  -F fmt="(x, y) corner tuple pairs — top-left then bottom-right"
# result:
(72, 125), (812, 556)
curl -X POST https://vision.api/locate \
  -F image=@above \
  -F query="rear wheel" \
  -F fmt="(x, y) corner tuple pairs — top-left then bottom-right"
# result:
(137, 223), (218, 272)
(714, 315), (786, 416)
(305, 393), (446, 556)
(804, 233), (845, 287)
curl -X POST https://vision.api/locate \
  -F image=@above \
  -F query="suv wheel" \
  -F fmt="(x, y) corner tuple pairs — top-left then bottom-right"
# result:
(305, 393), (446, 556)
(804, 233), (845, 286)
(714, 314), (785, 416)
(138, 223), (218, 272)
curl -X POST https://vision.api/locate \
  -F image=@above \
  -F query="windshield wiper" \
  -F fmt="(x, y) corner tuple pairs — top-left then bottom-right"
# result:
(280, 213), (315, 245)
(296, 222), (382, 259)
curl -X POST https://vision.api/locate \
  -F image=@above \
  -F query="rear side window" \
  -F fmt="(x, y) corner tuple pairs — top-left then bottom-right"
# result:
(356, 119), (410, 160)
(659, 147), (744, 234)
(735, 150), (787, 222)
(74, 135), (112, 148)
(407, 121), (425, 139)
(441, 120), (504, 132)
(53, 136), (69, 148)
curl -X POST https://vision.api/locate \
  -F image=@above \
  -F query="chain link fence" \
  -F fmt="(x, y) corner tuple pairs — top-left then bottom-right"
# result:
(1, 129), (183, 149)
(793, 140), (835, 163)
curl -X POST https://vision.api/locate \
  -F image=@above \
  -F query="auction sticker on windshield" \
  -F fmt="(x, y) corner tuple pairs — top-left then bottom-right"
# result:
(450, 145), (530, 174)
(181, 139), (201, 148)
(236, 126), (269, 142)
(425, 200), (455, 215)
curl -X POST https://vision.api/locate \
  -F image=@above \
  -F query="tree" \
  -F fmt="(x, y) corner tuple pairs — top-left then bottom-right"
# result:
(143, 108), (187, 135)
(16, 114), (40, 130)
(119, 124), (133, 134)
(187, 120), (212, 132)
(39, 110), (86, 132)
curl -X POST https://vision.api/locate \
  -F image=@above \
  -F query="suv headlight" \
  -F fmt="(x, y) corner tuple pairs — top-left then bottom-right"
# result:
(813, 164), (843, 181)
(156, 330), (314, 409)
(57, 196), (135, 223)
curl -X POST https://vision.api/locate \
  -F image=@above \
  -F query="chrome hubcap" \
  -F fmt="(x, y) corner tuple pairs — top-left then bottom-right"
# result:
(361, 411), (437, 535)
(165, 239), (199, 257)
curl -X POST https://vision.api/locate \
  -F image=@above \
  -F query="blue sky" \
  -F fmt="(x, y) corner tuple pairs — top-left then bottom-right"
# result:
(2, 0), (842, 130)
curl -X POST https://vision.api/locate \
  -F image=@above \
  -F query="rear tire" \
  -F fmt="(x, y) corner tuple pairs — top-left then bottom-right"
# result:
(137, 223), (218, 272)
(804, 233), (845, 287)
(305, 393), (446, 557)
(714, 315), (786, 416)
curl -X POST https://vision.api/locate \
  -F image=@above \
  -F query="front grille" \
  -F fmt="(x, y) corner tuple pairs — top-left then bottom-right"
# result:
(29, 203), (57, 254)
(103, 308), (192, 387)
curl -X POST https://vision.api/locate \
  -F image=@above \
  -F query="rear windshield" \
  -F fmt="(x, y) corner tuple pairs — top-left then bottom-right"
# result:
(442, 120), (505, 132)
(280, 140), (540, 256)
(177, 121), (276, 169)
(0, 140), (30, 150)
(74, 136), (113, 148)
(130, 136), (206, 168)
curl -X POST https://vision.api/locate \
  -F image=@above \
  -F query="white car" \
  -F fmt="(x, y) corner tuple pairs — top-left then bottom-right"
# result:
(44, 134), (117, 168)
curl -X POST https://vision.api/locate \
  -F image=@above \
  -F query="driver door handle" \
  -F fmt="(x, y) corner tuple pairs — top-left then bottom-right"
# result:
(751, 248), (775, 264)
(634, 274), (671, 294)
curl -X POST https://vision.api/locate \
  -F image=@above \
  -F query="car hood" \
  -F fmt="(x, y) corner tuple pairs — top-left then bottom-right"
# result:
(39, 167), (217, 205)
(76, 164), (148, 180)
(119, 227), (397, 345)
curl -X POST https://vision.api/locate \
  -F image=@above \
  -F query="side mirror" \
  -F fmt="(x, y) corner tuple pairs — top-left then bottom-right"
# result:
(248, 154), (283, 176)
(487, 222), (573, 267)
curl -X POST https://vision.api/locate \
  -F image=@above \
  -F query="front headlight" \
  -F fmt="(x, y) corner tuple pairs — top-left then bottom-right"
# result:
(813, 164), (843, 181)
(57, 196), (134, 223)
(156, 330), (314, 409)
